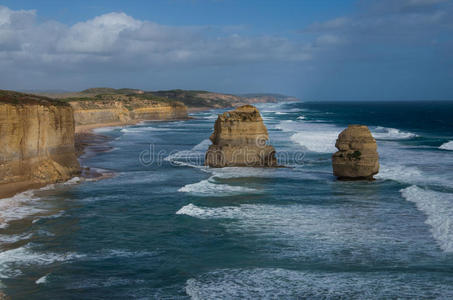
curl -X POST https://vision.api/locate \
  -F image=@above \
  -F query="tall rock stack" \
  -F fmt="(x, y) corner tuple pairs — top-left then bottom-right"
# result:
(332, 125), (379, 180)
(205, 105), (277, 167)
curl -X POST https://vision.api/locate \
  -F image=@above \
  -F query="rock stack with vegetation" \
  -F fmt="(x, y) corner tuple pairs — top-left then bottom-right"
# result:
(332, 125), (379, 180)
(205, 105), (277, 167)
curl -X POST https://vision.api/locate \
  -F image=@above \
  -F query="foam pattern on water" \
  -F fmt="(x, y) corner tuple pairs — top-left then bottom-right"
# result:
(176, 202), (437, 262)
(186, 268), (453, 299)
(372, 126), (417, 139)
(0, 245), (84, 278)
(0, 191), (44, 229)
(178, 178), (260, 197)
(401, 185), (453, 252)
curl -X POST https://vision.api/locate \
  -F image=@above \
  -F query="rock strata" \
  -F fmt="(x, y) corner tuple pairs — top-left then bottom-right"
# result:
(0, 90), (80, 198)
(332, 125), (379, 180)
(70, 95), (188, 128)
(205, 105), (277, 167)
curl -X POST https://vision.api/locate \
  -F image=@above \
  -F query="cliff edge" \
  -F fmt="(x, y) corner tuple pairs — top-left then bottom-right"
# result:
(205, 105), (277, 167)
(0, 90), (80, 198)
(68, 94), (188, 130)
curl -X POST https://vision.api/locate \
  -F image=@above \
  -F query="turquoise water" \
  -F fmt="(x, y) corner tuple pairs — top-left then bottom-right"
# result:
(1, 101), (453, 299)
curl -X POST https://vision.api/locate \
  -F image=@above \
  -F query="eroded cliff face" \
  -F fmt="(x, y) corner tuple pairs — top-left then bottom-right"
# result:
(332, 125), (379, 180)
(0, 91), (80, 197)
(205, 105), (277, 167)
(69, 95), (188, 127)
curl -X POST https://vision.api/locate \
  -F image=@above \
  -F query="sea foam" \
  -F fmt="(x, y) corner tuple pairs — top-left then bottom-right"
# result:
(440, 141), (453, 151)
(401, 185), (453, 252)
(178, 178), (260, 197)
(371, 126), (417, 140)
(164, 139), (211, 169)
(36, 274), (49, 284)
(0, 246), (84, 278)
(0, 190), (43, 229)
(177, 199), (444, 264)
(185, 268), (453, 299)
(275, 120), (340, 153)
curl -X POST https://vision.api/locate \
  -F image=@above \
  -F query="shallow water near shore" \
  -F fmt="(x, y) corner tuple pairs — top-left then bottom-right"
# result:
(1, 101), (453, 299)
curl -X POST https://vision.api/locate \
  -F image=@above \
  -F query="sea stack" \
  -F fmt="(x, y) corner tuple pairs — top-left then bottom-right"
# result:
(205, 105), (277, 167)
(332, 125), (379, 180)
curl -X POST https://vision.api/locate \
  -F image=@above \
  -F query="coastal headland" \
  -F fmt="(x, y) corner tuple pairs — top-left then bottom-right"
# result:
(0, 88), (298, 199)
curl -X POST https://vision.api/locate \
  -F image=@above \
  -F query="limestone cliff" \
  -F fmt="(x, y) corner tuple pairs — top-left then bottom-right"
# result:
(0, 90), (80, 198)
(69, 95), (188, 128)
(332, 125), (379, 180)
(150, 90), (299, 109)
(34, 88), (299, 111)
(205, 105), (277, 167)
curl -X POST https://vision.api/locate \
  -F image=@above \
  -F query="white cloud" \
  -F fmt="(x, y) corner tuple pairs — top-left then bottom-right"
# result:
(0, 5), (311, 73)
(57, 12), (142, 54)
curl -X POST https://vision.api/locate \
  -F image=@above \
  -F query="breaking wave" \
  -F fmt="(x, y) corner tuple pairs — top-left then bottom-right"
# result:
(439, 141), (453, 151)
(0, 245), (84, 278)
(178, 178), (260, 197)
(401, 185), (453, 252)
(371, 126), (417, 140)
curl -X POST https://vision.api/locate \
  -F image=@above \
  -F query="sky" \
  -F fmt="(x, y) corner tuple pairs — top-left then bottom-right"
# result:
(1, 0), (453, 100)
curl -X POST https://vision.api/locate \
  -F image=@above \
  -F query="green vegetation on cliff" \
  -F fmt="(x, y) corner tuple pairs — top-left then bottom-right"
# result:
(0, 90), (70, 106)
(148, 89), (232, 108)
(30, 87), (299, 109)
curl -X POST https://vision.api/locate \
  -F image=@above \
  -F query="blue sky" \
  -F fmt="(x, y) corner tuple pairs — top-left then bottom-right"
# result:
(1, 0), (452, 100)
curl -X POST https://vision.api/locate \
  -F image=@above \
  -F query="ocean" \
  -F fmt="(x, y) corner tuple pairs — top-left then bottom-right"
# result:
(1, 101), (453, 299)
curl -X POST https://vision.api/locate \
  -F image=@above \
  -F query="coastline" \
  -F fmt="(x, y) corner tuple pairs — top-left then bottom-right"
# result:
(0, 181), (48, 201)
(0, 116), (196, 201)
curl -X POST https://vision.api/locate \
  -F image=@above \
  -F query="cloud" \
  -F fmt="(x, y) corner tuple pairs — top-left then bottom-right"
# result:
(0, 2), (452, 100)
(0, 5), (310, 75)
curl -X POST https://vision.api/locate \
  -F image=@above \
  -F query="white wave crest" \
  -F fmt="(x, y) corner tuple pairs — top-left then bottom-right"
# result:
(440, 141), (453, 151)
(401, 185), (453, 252)
(36, 274), (49, 284)
(0, 176), (82, 229)
(120, 126), (169, 134)
(290, 132), (338, 153)
(176, 201), (440, 263)
(178, 178), (259, 197)
(376, 165), (423, 183)
(192, 139), (212, 151)
(0, 246), (84, 278)
(275, 120), (340, 153)
(176, 204), (246, 219)
(0, 233), (33, 244)
(92, 126), (119, 133)
(372, 126), (417, 140)
(0, 190), (43, 229)
(164, 139), (211, 169)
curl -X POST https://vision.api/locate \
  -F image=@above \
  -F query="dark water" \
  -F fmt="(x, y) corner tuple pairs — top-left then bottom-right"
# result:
(1, 101), (453, 299)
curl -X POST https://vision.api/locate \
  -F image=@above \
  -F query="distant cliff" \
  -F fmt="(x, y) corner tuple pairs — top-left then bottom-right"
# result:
(67, 94), (188, 129)
(0, 90), (80, 198)
(35, 88), (299, 111)
(149, 90), (299, 109)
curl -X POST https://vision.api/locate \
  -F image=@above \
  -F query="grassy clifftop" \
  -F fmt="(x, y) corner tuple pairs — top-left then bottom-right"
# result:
(30, 88), (299, 109)
(0, 90), (70, 106)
